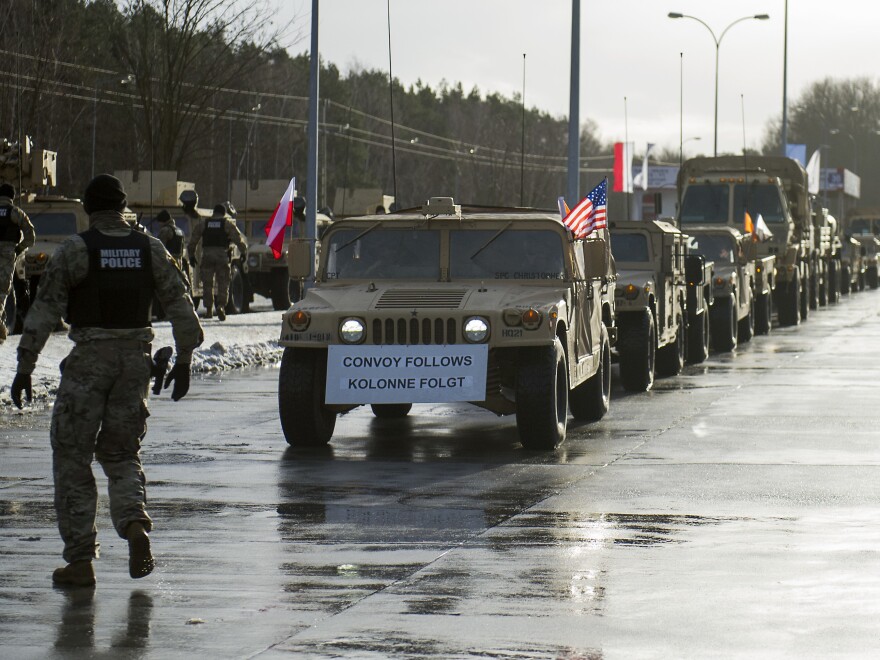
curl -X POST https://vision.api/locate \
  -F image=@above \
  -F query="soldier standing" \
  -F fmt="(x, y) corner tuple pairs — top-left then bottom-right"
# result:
(10, 174), (203, 587)
(187, 204), (247, 321)
(0, 182), (36, 341)
(155, 209), (185, 268)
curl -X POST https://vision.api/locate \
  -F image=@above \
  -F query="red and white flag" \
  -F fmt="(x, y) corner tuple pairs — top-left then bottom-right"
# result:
(612, 141), (633, 193)
(264, 177), (296, 259)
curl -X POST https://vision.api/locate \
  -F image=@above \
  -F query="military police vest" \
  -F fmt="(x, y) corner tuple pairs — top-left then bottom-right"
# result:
(0, 205), (22, 244)
(67, 229), (154, 329)
(202, 218), (228, 248)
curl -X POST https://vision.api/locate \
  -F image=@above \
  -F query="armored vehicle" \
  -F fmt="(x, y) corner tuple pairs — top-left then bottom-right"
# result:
(686, 227), (766, 352)
(844, 208), (880, 290)
(684, 252), (715, 364)
(678, 156), (812, 327)
(278, 197), (614, 450)
(839, 236), (864, 295)
(810, 205), (842, 306)
(610, 219), (690, 391)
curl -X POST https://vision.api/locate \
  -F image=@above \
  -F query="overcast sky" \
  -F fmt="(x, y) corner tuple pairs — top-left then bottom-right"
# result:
(276, 0), (876, 158)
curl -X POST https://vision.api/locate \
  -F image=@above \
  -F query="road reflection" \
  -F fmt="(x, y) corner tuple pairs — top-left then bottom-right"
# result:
(55, 589), (153, 652)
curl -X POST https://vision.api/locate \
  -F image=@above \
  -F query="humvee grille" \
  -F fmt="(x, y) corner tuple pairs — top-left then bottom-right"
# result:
(371, 317), (458, 345)
(374, 289), (468, 309)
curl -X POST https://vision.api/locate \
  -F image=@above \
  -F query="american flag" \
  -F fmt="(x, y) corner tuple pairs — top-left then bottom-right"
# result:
(562, 178), (607, 238)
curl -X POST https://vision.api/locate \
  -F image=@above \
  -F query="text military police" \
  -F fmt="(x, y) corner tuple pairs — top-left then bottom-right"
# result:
(0, 182), (36, 341)
(187, 203), (247, 321)
(10, 174), (204, 587)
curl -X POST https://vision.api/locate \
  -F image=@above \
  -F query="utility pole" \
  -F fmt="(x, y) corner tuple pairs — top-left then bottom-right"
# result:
(566, 0), (580, 204)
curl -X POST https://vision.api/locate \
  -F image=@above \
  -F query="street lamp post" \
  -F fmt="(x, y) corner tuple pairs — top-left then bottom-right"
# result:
(668, 11), (769, 156)
(679, 135), (702, 164)
(829, 128), (857, 174)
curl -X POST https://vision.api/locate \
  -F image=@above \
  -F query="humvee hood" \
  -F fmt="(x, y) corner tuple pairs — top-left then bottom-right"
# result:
(298, 282), (568, 313)
(616, 268), (655, 286)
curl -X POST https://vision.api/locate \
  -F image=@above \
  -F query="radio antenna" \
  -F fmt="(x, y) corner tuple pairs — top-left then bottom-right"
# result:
(386, 0), (398, 207)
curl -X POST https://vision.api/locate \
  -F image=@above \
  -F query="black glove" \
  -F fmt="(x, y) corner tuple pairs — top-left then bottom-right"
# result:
(11, 373), (32, 409)
(163, 362), (190, 401)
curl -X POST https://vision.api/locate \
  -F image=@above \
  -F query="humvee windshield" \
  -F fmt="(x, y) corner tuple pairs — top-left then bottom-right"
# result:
(249, 220), (269, 237)
(688, 233), (735, 264)
(848, 219), (877, 235)
(30, 212), (78, 236)
(610, 233), (650, 262)
(680, 184), (729, 224)
(450, 229), (565, 280)
(733, 183), (786, 224)
(325, 228), (441, 279)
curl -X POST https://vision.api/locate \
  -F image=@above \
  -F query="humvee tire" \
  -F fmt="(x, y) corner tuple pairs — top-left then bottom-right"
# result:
(710, 296), (737, 352)
(570, 325), (610, 422)
(278, 347), (336, 446)
(867, 266), (879, 290)
(687, 307), (710, 364)
(839, 265), (850, 296)
(800, 274), (810, 321)
(777, 278), (800, 326)
(808, 268), (819, 311)
(858, 271), (866, 292)
(271, 269), (291, 310)
(754, 293), (772, 335)
(737, 295), (755, 343)
(371, 403), (412, 418)
(656, 307), (686, 378)
(827, 261), (839, 304)
(516, 337), (568, 450)
(617, 310), (655, 392)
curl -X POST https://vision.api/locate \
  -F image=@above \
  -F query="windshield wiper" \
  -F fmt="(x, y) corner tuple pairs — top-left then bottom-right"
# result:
(334, 221), (383, 254)
(470, 222), (513, 260)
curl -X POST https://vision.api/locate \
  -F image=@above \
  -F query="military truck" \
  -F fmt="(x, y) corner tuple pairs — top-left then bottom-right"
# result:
(678, 156), (812, 327)
(277, 197), (614, 450)
(686, 227), (769, 352)
(844, 208), (880, 290)
(815, 208), (842, 305)
(232, 179), (333, 309)
(1, 137), (86, 331)
(609, 219), (690, 392)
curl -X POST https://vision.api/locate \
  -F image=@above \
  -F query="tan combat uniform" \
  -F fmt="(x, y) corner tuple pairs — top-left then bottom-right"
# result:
(188, 212), (246, 316)
(0, 195), (36, 339)
(17, 210), (203, 564)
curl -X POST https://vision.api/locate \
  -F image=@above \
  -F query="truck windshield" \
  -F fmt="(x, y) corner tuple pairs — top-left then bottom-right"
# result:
(324, 228), (440, 279)
(733, 184), (786, 224)
(680, 184), (729, 224)
(688, 233), (735, 264)
(611, 233), (650, 262)
(30, 212), (77, 236)
(450, 229), (565, 280)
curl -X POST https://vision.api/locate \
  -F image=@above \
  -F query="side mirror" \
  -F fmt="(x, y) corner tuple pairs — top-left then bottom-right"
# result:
(287, 238), (312, 279)
(582, 239), (608, 279)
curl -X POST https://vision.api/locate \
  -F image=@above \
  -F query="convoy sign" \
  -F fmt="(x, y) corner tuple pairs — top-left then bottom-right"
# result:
(325, 345), (488, 404)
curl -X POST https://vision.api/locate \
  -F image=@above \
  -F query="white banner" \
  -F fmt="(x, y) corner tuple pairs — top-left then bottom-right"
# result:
(325, 345), (488, 404)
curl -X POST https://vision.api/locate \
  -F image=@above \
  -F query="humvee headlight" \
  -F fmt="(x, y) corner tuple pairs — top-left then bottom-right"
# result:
(521, 308), (542, 330)
(27, 252), (48, 264)
(289, 310), (311, 332)
(623, 284), (640, 300)
(339, 317), (366, 344)
(464, 316), (490, 343)
(248, 255), (259, 268)
(714, 276), (725, 287)
(37, 252), (48, 264)
(503, 308), (522, 326)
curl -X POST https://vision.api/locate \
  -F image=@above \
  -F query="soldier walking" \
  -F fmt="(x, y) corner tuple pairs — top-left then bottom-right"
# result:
(188, 204), (247, 321)
(10, 174), (204, 587)
(0, 182), (36, 341)
(155, 209), (185, 268)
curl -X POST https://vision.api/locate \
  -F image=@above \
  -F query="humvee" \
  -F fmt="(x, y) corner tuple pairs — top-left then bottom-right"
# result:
(610, 219), (690, 392)
(277, 197), (614, 450)
(686, 227), (771, 351)
(840, 236), (866, 294)
(843, 209), (880, 290)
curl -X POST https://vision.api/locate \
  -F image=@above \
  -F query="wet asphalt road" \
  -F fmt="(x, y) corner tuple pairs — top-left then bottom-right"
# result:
(3, 291), (880, 659)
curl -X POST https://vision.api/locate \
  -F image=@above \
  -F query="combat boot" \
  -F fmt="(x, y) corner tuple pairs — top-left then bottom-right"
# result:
(126, 522), (154, 579)
(216, 306), (226, 322)
(52, 560), (96, 587)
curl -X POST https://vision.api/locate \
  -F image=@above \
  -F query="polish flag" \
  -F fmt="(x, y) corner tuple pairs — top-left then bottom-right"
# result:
(612, 141), (633, 193)
(265, 178), (296, 259)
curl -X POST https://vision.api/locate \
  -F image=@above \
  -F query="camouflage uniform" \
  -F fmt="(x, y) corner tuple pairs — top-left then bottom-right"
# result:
(0, 195), (36, 338)
(157, 218), (185, 268)
(17, 210), (203, 564)
(188, 211), (247, 315)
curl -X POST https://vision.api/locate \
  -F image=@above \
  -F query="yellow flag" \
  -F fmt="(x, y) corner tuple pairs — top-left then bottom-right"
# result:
(744, 211), (754, 235)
